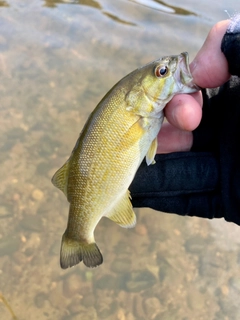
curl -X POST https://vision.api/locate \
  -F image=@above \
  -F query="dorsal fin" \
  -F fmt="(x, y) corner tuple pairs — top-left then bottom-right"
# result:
(51, 160), (70, 197)
(105, 190), (136, 228)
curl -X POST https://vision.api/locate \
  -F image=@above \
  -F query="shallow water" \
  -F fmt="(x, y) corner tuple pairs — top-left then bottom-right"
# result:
(0, 0), (240, 319)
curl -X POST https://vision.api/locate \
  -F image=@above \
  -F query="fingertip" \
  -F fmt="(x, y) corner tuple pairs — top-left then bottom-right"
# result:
(165, 93), (202, 131)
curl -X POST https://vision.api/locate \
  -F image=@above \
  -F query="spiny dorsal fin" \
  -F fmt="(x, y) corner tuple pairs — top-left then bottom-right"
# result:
(105, 190), (136, 228)
(51, 160), (70, 197)
(146, 137), (158, 165)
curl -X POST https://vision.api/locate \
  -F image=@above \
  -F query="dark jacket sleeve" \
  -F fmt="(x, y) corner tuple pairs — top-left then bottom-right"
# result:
(130, 17), (240, 225)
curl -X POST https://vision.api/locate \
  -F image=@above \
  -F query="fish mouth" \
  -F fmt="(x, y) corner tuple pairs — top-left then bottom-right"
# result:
(175, 52), (201, 93)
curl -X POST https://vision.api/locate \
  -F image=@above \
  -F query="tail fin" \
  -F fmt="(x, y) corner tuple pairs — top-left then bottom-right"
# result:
(60, 233), (103, 269)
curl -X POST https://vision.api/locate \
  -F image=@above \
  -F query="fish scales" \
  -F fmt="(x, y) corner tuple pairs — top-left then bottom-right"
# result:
(52, 52), (200, 269)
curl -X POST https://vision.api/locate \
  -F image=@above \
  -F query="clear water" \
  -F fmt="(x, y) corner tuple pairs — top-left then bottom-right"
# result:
(0, 0), (240, 319)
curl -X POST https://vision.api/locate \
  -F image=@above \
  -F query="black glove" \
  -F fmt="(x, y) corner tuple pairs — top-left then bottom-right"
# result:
(130, 17), (240, 226)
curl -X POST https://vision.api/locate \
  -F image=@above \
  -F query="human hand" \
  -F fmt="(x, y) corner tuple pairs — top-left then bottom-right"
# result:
(131, 16), (240, 225)
(157, 20), (231, 154)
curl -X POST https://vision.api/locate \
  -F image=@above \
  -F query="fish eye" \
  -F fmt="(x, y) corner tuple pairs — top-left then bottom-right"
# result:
(155, 66), (168, 77)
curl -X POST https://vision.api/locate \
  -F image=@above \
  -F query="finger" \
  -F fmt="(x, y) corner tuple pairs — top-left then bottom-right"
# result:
(164, 92), (203, 131)
(190, 20), (231, 88)
(157, 122), (193, 153)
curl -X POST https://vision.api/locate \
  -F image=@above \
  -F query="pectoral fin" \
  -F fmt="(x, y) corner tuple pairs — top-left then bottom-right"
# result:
(51, 160), (70, 197)
(146, 137), (158, 165)
(105, 190), (136, 228)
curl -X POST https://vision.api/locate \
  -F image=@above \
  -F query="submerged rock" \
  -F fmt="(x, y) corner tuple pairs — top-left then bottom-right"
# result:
(0, 236), (20, 256)
(0, 204), (12, 218)
(94, 274), (119, 290)
(184, 235), (211, 254)
(124, 270), (156, 292)
(62, 273), (82, 297)
(20, 214), (43, 232)
(111, 258), (131, 273)
(187, 289), (206, 310)
(34, 292), (48, 308)
(143, 297), (162, 319)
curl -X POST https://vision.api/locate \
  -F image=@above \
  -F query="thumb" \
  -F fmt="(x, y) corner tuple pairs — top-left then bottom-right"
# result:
(190, 20), (230, 88)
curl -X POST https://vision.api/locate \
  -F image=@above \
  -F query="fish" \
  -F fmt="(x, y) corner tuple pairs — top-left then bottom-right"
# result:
(52, 52), (199, 269)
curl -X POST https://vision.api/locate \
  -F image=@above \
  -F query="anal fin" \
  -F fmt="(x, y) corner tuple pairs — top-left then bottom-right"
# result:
(105, 190), (136, 228)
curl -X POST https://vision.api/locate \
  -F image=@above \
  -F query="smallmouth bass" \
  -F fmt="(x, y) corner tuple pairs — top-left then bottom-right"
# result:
(52, 52), (199, 269)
